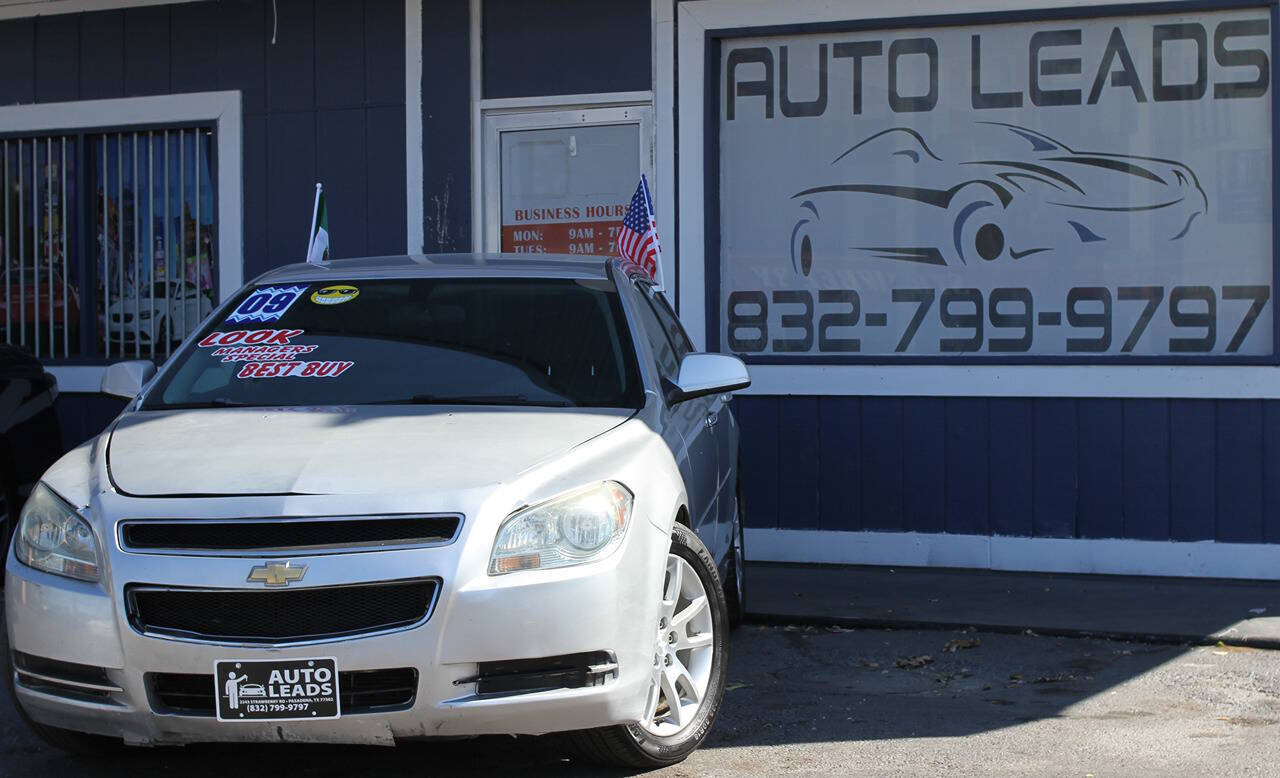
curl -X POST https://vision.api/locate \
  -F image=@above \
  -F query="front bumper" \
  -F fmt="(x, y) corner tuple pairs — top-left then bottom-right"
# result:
(4, 515), (666, 746)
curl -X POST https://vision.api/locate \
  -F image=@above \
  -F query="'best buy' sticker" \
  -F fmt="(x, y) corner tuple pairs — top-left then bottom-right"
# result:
(311, 285), (359, 305)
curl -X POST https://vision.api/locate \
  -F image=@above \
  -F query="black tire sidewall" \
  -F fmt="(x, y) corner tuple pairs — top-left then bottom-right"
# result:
(622, 523), (730, 764)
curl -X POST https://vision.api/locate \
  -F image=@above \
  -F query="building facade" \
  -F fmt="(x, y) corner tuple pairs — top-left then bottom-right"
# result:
(2, 0), (1277, 579)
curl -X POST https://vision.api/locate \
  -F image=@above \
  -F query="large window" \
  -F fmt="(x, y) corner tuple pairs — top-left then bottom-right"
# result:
(2, 126), (216, 361)
(712, 5), (1275, 363)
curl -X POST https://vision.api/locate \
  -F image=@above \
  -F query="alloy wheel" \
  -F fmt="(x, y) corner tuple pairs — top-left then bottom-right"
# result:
(640, 553), (715, 736)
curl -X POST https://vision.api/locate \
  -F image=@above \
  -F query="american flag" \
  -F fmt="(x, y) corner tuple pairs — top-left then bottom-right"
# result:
(617, 175), (663, 286)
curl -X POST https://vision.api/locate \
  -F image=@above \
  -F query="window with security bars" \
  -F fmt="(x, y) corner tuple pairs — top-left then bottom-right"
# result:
(1, 126), (217, 362)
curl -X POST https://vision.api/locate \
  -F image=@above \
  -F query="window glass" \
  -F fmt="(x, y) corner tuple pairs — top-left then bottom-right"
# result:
(632, 285), (680, 379)
(647, 290), (694, 359)
(143, 277), (644, 410)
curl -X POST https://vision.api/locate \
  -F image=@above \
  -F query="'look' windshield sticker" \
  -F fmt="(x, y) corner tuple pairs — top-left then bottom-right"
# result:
(226, 285), (309, 323)
(198, 329), (318, 363)
(236, 360), (354, 379)
(311, 285), (359, 305)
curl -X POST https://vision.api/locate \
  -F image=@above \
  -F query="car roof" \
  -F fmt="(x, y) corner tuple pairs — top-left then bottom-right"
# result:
(253, 253), (620, 285)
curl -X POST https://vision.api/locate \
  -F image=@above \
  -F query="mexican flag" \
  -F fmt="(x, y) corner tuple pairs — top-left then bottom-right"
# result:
(306, 183), (329, 264)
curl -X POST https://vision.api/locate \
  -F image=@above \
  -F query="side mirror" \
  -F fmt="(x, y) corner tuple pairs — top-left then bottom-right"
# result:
(668, 353), (750, 404)
(100, 360), (157, 400)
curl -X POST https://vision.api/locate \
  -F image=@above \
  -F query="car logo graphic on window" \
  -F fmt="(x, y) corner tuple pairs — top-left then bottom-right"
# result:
(246, 562), (308, 587)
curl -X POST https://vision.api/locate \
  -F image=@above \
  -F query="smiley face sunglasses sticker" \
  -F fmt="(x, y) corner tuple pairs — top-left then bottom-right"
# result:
(311, 284), (359, 305)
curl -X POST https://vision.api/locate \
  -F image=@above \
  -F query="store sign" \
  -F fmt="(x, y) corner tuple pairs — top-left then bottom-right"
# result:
(500, 124), (639, 255)
(717, 9), (1274, 359)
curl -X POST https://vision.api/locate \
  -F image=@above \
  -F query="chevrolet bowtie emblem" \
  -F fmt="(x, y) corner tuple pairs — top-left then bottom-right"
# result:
(246, 562), (308, 587)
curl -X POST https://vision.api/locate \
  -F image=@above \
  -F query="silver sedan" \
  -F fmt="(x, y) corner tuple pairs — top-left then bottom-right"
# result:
(4, 254), (749, 769)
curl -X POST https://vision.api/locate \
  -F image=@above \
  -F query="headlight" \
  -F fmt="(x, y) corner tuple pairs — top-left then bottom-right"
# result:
(14, 484), (101, 582)
(489, 481), (633, 575)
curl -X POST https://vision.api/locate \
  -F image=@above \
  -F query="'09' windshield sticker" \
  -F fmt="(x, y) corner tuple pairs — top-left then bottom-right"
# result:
(226, 285), (309, 324)
(198, 329), (318, 363)
(236, 360), (354, 379)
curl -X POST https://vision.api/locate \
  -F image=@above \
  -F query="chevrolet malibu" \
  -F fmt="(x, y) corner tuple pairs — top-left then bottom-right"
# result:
(4, 254), (751, 768)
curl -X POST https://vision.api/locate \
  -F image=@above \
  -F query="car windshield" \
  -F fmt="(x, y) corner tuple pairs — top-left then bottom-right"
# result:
(142, 276), (644, 410)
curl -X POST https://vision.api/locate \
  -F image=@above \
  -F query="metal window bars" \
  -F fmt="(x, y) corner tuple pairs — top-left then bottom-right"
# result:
(1, 136), (75, 360)
(97, 128), (216, 361)
(1, 126), (215, 362)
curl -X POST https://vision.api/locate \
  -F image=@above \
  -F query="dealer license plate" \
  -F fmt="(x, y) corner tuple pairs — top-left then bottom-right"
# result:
(214, 657), (340, 721)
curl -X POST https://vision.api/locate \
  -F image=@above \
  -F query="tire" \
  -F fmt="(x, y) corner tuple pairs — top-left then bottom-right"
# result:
(724, 476), (747, 630)
(566, 522), (729, 768)
(1, 629), (123, 756)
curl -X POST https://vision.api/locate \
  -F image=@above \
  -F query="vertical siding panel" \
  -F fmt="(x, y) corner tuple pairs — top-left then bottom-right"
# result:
(365, 104), (408, 254)
(902, 397), (945, 534)
(1033, 398), (1077, 537)
(988, 399), (1033, 536)
(316, 0), (367, 108)
(1077, 399), (1123, 538)
(1216, 400), (1264, 543)
(217, 0), (267, 115)
(860, 397), (903, 530)
(1169, 399), (1215, 541)
(169, 1), (219, 94)
(265, 111), (317, 267)
(1263, 402), (1280, 543)
(34, 16), (79, 103)
(945, 398), (988, 535)
(316, 108), (369, 258)
(78, 10), (123, 100)
(265, 0), (316, 112)
(778, 398), (820, 529)
(241, 114), (270, 279)
(364, 0), (405, 105)
(735, 397), (779, 530)
(421, 0), (472, 252)
(0, 19), (35, 105)
(818, 397), (860, 532)
(1122, 399), (1170, 540)
(123, 6), (171, 97)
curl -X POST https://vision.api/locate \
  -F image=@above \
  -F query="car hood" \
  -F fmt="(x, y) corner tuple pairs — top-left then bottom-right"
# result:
(106, 405), (634, 497)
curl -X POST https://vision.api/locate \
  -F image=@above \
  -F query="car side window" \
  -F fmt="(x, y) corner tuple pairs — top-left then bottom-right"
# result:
(647, 292), (694, 360)
(632, 286), (681, 380)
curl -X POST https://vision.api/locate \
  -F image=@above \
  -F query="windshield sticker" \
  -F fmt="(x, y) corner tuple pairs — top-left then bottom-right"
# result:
(236, 360), (354, 379)
(226, 285), (309, 323)
(198, 329), (318, 363)
(311, 284), (359, 305)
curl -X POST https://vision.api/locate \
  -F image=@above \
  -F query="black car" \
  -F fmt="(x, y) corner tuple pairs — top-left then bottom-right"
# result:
(0, 344), (63, 577)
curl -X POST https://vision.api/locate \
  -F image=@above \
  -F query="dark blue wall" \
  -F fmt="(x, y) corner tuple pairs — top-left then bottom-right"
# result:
(0, 0), (408, 280)
(481, 0), (651, 99)
(736, 395), (1280, 543)
(421, 0), (471, 253)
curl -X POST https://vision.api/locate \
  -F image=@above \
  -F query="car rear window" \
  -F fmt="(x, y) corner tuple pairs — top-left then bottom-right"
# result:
(142, 277), (643, 409)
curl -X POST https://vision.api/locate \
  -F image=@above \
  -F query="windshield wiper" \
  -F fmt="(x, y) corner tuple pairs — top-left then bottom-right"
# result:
(145, 399), (256, 410)
(381, 394), (574, 407)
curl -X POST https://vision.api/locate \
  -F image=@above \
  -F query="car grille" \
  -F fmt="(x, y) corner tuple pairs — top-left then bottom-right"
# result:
(125, 579), (439, 644)
(119, 515), (461, 555)
(149, 668), (419, 715)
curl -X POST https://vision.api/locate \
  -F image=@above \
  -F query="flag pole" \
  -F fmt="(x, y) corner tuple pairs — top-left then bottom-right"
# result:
(305, 182), (322, 263)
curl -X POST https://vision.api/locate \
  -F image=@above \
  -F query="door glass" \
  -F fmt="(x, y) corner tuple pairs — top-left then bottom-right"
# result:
(499, 124), (639, 256)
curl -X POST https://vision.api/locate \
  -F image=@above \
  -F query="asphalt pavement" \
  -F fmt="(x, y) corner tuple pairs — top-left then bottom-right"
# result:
(3, 622), (1278, 776)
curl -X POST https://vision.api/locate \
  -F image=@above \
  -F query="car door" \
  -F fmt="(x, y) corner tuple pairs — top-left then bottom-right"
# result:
(629, 283), (719, 551)
(648, 292), (735, 559)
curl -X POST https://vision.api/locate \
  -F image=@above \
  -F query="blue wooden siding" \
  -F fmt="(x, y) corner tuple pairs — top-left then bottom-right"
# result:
(481, 0), (651, 100)
(736, 395), (1280, 543)
(0, 0), (408, 281)
(421, 0), (472, 253)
